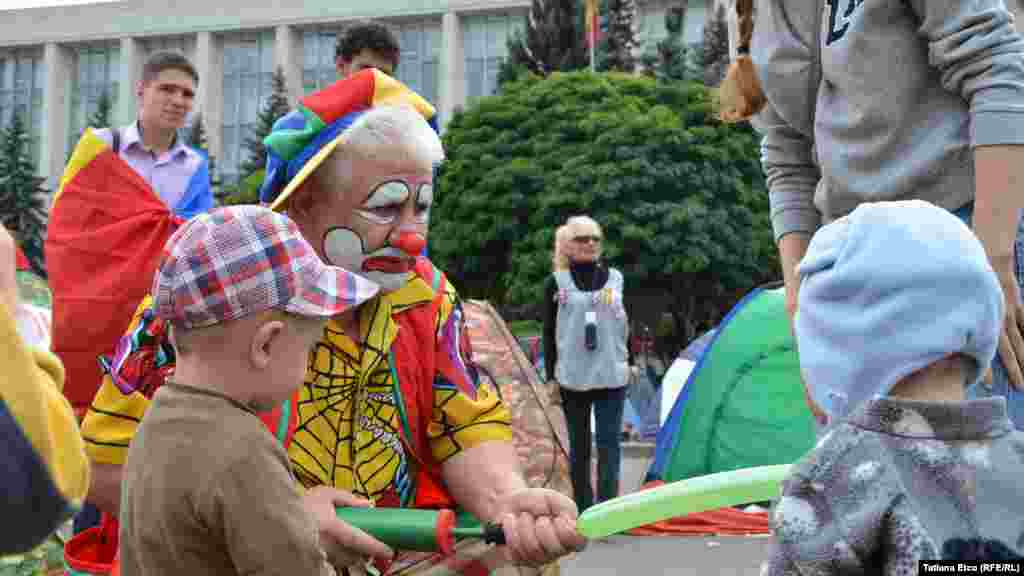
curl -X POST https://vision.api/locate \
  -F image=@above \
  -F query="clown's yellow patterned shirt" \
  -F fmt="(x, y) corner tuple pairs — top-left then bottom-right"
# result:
(81, 272), (512, 504)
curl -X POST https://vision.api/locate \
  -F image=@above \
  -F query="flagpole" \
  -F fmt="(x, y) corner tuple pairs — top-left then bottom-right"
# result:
(588, 0), (596, 72)
(590, 36), (596, 72)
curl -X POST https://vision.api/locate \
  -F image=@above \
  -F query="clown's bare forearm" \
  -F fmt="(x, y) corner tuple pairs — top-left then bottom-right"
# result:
(973, 145), (1024, 266)
(441, 441), (528, 522)
(86, 461), (122, 517)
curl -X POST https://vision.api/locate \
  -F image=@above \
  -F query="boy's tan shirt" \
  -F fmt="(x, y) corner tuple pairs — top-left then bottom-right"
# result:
(119, 383), (335, 576)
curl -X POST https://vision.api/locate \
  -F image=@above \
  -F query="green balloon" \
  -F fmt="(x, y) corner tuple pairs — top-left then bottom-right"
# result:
(575, 464), (792, 539)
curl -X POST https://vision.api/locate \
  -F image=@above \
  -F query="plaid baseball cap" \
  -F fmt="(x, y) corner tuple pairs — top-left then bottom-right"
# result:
(153, 205), (379, 331)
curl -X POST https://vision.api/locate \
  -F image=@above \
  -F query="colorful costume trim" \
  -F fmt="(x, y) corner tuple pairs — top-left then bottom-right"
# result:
(0, 302), (89, 554)
(259, 68), (438, 211)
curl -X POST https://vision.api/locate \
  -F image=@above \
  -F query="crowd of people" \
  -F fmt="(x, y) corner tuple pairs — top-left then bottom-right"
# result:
(5, 2), (1024, 573)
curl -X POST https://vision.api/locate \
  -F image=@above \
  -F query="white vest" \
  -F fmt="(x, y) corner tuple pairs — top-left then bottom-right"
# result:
(553, 268), (629, 391)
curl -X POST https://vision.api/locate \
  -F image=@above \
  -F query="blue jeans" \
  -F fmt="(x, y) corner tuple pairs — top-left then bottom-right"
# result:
(953, 202), (1024, 429)
(559, 386), (626, 512)
(72, 501), (102, 534)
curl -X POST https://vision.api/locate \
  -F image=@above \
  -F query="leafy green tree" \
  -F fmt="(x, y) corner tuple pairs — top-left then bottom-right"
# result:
(88, 90), (114, 130)
(0, 113), (49, 275)
(695, 3), (731, 86)
(239, 67), (290, 179)
(602, 0), (638, 72)
(507, 0), (589, 76)
(186, 113), (224, 204)
(66, 89), (115, 164)
(434, 72), (776, 354)
(498, 37), (534, 90)
(640, 3), (696, 82)
(220, 169), (264, 206)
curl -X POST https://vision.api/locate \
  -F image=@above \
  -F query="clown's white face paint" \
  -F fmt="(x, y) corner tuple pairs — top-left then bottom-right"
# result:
(320, 174), (433, 293)
(356, 181), (411, 224)
(323, 227), (413, 293)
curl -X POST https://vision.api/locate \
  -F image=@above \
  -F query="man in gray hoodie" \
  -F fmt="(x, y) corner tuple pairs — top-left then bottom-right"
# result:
(718, 0), (1024, 428)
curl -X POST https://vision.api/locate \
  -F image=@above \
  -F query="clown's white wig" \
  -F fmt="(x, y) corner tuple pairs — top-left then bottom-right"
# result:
(336, 104), (444, 172)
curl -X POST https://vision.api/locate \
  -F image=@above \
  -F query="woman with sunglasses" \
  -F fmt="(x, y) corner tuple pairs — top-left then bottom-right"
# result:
(542, 215), (636, 512)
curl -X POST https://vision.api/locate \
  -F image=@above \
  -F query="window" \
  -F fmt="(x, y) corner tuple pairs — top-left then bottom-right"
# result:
(68, 43), (120, 156)
(682, 0), (708, 45)
(0, 49), (45, 169)
(638, 0), (708, 49)
(302, 28), (341, 95)
(462, 13), (523, 101)
(394, 21), (442, 106)
(301, 20), (441, 105)
(220, 30), (275, 185)
(639, 0), (670, 48)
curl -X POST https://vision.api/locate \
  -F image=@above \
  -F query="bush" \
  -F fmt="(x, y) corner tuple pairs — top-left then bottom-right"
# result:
(432, 71), (777, 354)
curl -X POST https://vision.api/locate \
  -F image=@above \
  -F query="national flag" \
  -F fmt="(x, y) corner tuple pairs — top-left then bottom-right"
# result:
(585, 0), (600, 48)
(45, 129), (184, 415)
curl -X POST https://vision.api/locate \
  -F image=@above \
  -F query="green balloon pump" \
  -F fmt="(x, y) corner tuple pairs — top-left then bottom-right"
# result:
(335, 463), (792, 554)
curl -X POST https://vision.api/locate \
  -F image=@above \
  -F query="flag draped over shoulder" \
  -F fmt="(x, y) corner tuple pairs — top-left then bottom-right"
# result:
(45, 129), (184, 414)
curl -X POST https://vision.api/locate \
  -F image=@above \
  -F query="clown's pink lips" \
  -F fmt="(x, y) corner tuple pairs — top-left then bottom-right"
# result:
(363, 256), (414, 273)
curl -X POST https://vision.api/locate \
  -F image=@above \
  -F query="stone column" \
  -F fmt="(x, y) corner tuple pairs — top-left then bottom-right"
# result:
(40, 42), (71, 191)
(275, 24), (302, 104)
(438, 11), (464, 131)
(118, 37), (141, 126)
(194, 31), (223, 161)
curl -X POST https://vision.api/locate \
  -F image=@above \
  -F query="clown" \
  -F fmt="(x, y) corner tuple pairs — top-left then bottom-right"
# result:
(79, 70), (585, 574)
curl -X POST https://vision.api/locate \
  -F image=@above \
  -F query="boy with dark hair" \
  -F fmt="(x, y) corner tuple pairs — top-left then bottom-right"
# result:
(335, 21), (401, 78)
(140, 50), (199, 85)
(94, 49), (211, 220)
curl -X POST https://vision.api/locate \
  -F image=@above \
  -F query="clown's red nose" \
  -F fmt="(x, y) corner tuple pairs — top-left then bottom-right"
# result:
(393, 231), (426, 256)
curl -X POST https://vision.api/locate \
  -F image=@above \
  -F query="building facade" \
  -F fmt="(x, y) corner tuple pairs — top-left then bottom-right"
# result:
(0, 0), (712, 188)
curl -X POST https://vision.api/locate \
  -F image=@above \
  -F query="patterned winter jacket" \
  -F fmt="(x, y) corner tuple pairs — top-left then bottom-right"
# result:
(764, 396), (1024, 575)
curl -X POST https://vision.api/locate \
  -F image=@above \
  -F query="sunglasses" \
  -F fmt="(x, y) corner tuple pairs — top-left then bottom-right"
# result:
(573, 235), (602, 244)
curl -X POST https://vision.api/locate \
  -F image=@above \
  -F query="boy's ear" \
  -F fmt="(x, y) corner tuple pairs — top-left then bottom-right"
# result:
(251, 319), (285, 370)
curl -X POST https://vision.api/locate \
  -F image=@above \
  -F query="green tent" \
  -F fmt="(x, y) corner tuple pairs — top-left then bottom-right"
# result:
(647, 283), (817, 482)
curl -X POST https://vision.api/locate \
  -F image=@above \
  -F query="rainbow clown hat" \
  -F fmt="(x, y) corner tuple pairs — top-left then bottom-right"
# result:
(259, 68), (438, 212)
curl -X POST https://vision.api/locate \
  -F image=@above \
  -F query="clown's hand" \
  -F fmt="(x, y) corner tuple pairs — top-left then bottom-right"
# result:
(495, 488), (587, 567)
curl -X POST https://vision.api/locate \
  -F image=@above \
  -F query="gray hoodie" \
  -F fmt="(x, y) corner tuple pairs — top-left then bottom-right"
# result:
(752, 0), (1024, 241)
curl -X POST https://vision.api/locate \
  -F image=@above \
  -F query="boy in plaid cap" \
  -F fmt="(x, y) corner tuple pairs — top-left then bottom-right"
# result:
(118, 205), (381, 576)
